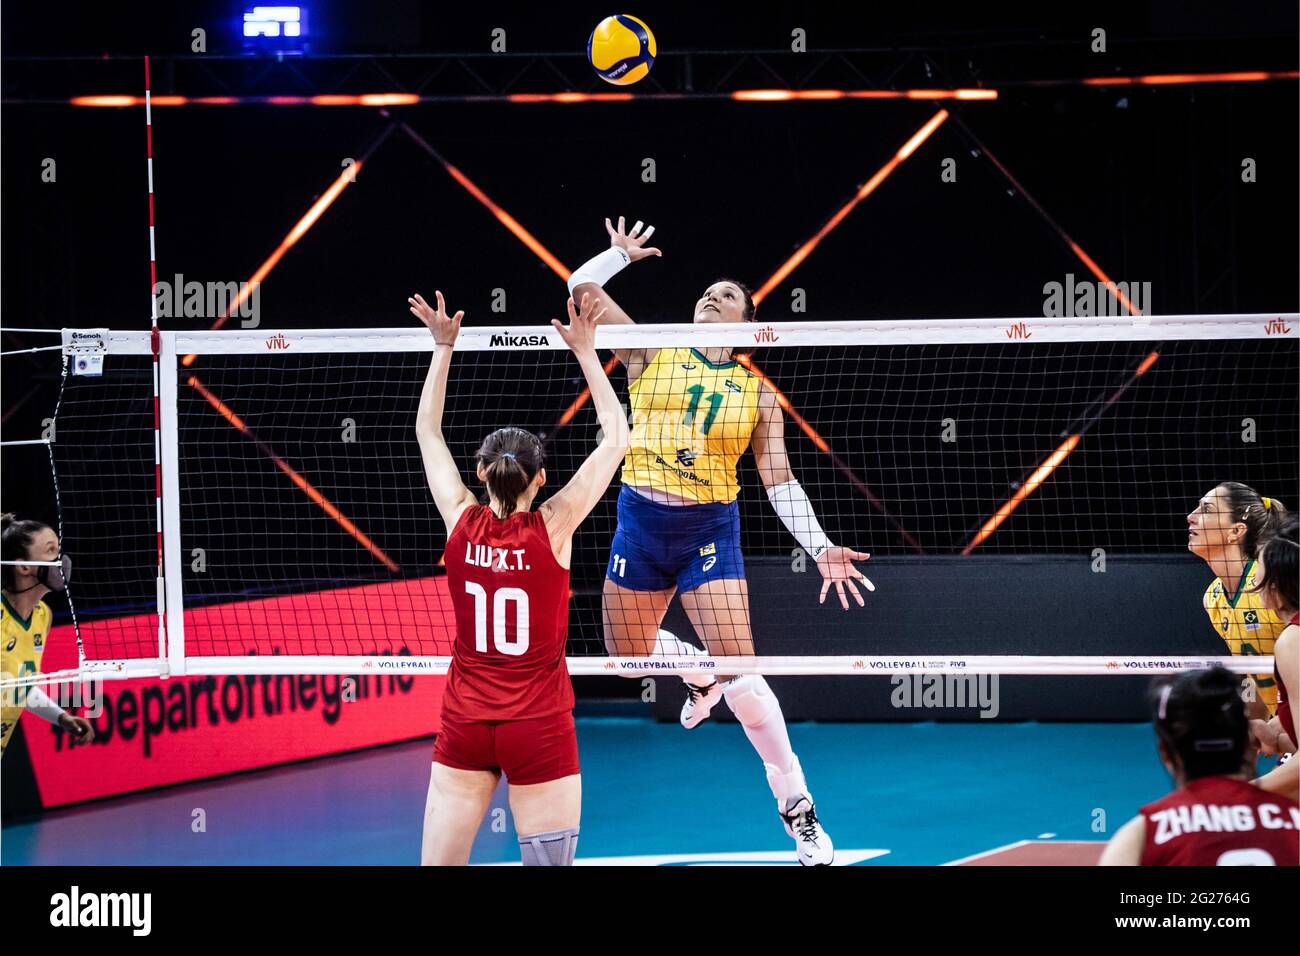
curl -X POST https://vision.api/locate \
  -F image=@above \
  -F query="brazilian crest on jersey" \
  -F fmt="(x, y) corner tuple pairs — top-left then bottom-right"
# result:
(1202, 559), (1286, 711)
(620, 348), (762, 504)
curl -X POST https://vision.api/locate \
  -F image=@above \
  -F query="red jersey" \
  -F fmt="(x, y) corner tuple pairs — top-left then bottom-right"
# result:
(1140, 776), (1300, 866)
(1277, 612), (1297, 746)
(441, 505), (574, 721)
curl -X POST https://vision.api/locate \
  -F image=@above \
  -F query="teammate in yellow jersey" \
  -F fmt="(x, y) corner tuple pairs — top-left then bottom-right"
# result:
(567, 216), (874, 865)
(1, 513), (94, 756)
(1187, 483), (1289, 718)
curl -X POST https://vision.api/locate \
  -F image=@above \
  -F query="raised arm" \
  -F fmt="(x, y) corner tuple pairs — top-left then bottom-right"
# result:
(410, 291), (478, 533)
(566, 216), (661, 383)
(751, 386), (874, 610)
(540, 292), (630, 551)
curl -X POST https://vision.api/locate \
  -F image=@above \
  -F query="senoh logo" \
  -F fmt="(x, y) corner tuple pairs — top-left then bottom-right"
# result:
(488, 334), (549, 348)
(265, 332), (289, 350)
(1005, 322), (1032, 340)
(1264, 317), (1292, 335)
(753, 326), (780, 344)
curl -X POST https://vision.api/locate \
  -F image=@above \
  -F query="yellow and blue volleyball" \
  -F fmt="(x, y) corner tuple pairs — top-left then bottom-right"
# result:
(587, 15), (656, 86)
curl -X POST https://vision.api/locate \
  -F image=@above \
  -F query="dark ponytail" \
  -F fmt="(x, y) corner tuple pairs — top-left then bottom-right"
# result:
(476, 428), (544, 518)
(1, 513), (53, 590)
(1149, 666), (1248, 780)
(1216, 481), (1288, 556)
(1255, 514), (1299, 614)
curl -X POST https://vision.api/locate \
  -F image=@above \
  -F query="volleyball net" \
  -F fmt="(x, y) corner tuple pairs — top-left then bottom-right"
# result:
(12, 313), (1298, 685)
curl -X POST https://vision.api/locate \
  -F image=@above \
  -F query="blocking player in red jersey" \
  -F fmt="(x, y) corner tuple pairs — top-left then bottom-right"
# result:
(409, 289), (628, 866)
(1252, 514), (1298, 800)
(1099, 666), (1300, 866)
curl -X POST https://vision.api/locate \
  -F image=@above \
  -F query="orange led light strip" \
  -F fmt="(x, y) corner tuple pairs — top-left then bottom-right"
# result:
(962, 435), (1082, 555)
(187, 374), (399, 573)
(69, 89), (996, 108)
(754, 110), (949, 304)
(1075, 70), (1299, 87)
(955, 119), (1153, 552)
(180, 159), (365, 367)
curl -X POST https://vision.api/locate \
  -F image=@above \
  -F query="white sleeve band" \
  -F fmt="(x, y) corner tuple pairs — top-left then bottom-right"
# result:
(566, 246), (631, 294)
(25, 685), (67, 725)
(766, 478), (832, 558)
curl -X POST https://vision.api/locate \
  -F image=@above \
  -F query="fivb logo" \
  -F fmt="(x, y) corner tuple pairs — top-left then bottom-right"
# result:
(49, 886), (151, 936)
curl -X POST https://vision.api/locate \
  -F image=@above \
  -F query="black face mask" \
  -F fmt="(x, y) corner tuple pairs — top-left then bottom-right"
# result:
(34, 554), (72, 592)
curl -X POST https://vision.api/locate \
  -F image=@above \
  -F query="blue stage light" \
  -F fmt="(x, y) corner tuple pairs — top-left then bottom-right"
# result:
(243, 6), (308, 52)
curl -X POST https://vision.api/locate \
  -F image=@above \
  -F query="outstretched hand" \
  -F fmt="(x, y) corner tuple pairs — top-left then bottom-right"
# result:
(815, 547), (875, 610)
(551, 291), (607, 355)
(606, 216), (662, 262)
(409, 291), (463, 346)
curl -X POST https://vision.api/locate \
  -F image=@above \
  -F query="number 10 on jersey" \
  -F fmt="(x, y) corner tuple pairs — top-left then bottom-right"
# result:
(463, 582), (530, 656)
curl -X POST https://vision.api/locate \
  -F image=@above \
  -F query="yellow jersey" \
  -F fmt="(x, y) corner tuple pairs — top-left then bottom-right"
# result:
(621, 348), (762, 504)
(1203, 559), (1286, 711)
(2, 594), (52, 755)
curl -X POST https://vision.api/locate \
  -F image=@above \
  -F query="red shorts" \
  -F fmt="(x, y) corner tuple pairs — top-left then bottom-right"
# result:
(433, 710), (580, 785)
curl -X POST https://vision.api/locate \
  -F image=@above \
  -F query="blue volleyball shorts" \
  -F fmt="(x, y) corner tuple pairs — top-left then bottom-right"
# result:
(605, 486), (745, 593)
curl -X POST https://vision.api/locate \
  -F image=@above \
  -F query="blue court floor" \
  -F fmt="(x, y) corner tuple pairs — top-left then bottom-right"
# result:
(2, 717), (1175, 865)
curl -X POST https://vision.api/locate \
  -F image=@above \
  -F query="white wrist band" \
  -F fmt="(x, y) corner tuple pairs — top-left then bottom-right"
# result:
(766, 478), (832, 558)
(26, 685), (67, 725)
(566, 246), (631, 294)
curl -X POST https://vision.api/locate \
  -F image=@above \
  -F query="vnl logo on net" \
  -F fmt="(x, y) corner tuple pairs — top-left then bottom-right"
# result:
(49, 886), (151, 936)
(889, 673), (1001, 719)
(153, 274), (261, 328)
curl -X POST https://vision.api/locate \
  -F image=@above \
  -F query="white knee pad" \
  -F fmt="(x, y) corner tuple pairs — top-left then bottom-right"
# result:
(722, 675), (780, 727)
(654, 629), (705, 658)
(519, 827), (579, 866)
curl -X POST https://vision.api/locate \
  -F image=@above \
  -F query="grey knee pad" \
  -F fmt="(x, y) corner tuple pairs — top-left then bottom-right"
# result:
(518, 827), (579, 866)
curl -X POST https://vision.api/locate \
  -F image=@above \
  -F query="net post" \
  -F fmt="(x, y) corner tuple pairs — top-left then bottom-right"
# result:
(159, 330), (187, 676)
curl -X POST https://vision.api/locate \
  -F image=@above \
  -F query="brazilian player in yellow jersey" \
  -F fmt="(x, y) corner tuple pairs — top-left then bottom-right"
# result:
(620, 345), (762, 504)
(1187, 484), (1290, 713)
(2, 513), (94, 756)
(566, 216), (873, 865)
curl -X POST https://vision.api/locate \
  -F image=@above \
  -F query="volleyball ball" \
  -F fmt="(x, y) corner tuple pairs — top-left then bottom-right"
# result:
(587, 15), (656, 86)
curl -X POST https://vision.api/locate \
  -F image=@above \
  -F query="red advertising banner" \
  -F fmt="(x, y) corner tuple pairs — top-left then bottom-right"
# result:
(19, 579), (450, 808)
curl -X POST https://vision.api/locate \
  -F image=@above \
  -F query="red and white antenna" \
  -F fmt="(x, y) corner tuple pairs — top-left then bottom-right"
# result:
(144, 55), (168, 669)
